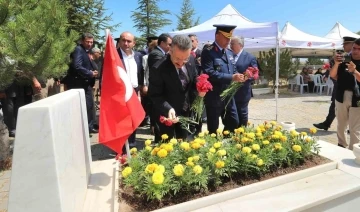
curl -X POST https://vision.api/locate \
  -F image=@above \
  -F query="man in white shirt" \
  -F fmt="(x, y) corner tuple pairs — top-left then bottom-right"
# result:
(117, 31), (144, 152)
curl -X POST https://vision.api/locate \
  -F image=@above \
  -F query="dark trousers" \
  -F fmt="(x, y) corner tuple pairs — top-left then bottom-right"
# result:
(1, 97), (17, 133)
(324, 99), (336, 127)
(235, 101), (250, 127)
(84, 86), (94, 130)
(206, 99), (239, 134)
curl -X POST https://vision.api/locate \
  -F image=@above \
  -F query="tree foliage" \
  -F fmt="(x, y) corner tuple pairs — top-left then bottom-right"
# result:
(61, 0), (120, 41)
(305, 57), (323, 65)
(0, 0), (77, 89)
(356, 31), (360, 35)
(131, 0), (171, 49)
(176, 0), (200, 30)
(258, 49), (300, 85)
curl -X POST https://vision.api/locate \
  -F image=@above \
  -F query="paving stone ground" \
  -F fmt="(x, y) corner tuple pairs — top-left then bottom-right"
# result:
(0, 89), (346, 211)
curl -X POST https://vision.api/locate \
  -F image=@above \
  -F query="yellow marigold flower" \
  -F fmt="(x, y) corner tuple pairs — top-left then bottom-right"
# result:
(270, 121), (277, 125)
(213, 142), (222, 149)
(290, 130), (299, 137)
(180, 142), (190, 151)
(198, 139), (206, 146)
(157, 149), (168, 158)
(242, 147), (252, 154)
(170, 138), (178, 145)
(251, 154), (258, 159)
(161, 134), (169, 140)
(121, 167), (132, 178)
(145, 163), (159, 174)
(238, 127), (245, 133)
(280, 136), (287, 142)
(241, 137), (249, 143)
(163, 144), (173, 152)
(198, 132), (205, 137)
(188, 157), (194, 162)
(193, 165), (203, 175)
(257, 159), (264, 166)
(252, 144), (260, 151)
(274, 142), (282, 150)
(309, 128), (317, 134)
(305, 137), (312, 142)
(292, 145), (302, 152)
(216, 129), (223, 134)
(301, 132), (307, 136)
(173, 164), (184, 176)
(247, 121), (251, 126)
(210, 133), (217, 138)
(209, 147), (216, 153)
(274, 131), (283, 136)
(223, 130), (230, 135)
(145, 146), (152, 151)
(186, 161), (195, 167)
(276, 126), (283, 131)
(256, 132), (262, 137)
(215, 160), (225, 168)
(262, 140), (270, 145)
(152, 171), (164, 185)
(130, 147), (137, 154)
(191, 142), (201, 149)
(234, 128), (240, 134)
(145, 139), (152, 146)
(217, 149), (227, 156)
(246, 132), (255, 139)
(265, 124), (272, 129)
(271, 135), (280, 139)
(193, 155), (200, 162)
(236, 144), (242, 149)
(204, 130), (209, 135)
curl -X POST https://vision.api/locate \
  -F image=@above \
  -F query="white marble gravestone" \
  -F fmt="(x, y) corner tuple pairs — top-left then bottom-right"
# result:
(8, 89), (92, 212)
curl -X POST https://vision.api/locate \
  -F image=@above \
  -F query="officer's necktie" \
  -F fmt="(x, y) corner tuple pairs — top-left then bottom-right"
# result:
(178, 68), (188, 89)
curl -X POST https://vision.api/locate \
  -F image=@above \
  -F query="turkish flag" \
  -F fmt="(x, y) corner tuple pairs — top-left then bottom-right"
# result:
(99, 31), (145, 154)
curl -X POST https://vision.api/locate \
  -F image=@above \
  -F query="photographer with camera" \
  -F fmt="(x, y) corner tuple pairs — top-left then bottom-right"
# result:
(330, 38), (360, 150)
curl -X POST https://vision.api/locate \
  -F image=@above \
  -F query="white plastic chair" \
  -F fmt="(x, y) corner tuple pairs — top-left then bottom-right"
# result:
(313, 74), (327, 95)
(288, 76), (297, 91)
(326, 78), (334, 95)
(296, 75), (308, 94)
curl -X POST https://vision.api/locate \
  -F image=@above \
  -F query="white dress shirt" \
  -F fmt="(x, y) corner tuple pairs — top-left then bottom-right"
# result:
(120, 49), (138, 88)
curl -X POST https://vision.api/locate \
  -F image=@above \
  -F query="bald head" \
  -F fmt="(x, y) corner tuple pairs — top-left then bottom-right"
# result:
(119, 31), (136, 55)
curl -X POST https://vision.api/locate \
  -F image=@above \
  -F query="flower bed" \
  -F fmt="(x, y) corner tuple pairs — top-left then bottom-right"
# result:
(120, 121), (321, 211)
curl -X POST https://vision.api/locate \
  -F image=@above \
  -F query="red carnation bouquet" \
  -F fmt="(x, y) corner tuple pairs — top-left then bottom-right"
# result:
(159, 115), (198, 133)
(191, 74), (213, 122)
(220, 66), (259, 107)
(322, 63), (330, 70)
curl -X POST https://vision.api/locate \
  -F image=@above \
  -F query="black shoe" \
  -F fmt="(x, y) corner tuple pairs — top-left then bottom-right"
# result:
(202, 117), (207, 123)
(89, 128), (98, 133)
(313, 123), (329, 131)
(93, 124), (99, 130)
(338, 143), (345, 148)
(9, 132), (15, 138)
(347, 130), (350, 134)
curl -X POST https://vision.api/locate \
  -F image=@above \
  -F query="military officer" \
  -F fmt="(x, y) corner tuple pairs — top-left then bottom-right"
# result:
(201, 24), (245, 134)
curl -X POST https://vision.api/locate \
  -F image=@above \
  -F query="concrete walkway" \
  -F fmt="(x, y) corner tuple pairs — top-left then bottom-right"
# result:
(0, 91), (343, 211)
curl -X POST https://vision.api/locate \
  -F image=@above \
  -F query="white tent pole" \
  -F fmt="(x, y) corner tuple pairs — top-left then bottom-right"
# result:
(125, 140), (131, 159)
(275, 25), (280, 121)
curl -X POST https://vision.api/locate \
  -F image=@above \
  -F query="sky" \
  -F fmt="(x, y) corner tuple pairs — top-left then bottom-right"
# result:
(103, 0), (360, 39)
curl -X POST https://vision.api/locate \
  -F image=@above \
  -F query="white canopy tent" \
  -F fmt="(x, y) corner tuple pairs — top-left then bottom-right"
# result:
(168, 4), (281, 120)
(279, 22), (340, 57)
(325, 22), (360, 40)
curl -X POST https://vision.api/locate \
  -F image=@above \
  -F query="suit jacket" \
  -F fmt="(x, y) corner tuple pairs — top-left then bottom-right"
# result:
(148, 54), (198, 116)
(192, 48), (202, 75)
(118, 49), (144, 87)
(67, 45), (94, 89)
(201, 42), (236, 107)
(234, 51), (258, 103)
(147, 46), (166, 70)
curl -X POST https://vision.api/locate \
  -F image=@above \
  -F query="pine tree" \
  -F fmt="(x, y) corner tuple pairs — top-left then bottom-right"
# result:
(356, 31), (360, 35)
(131, 0), (171, 48)
(176, 0), (200, 30)
(62, 0), (120, 41)
(306, 57), (323, 65)
(0, 0), (78, 89)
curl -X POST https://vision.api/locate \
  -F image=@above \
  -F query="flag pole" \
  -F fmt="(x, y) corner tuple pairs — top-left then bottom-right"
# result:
(125, 140), (131, 158)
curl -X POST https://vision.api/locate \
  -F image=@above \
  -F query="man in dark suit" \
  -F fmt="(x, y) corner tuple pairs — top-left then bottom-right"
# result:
(67, 33), (99, 133)
(201, 25), (245, 134)
(139, 36), (158, 56)
(230, 36), (258, 127)
(148, 35), (203, 140)
(147, 33), (172, 140)
(148, 33), (172, 70)
(117, 31), (144, 151)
